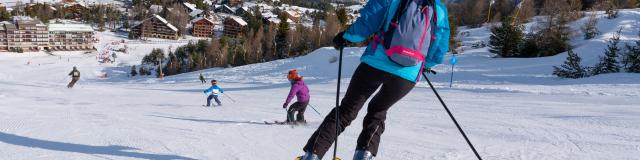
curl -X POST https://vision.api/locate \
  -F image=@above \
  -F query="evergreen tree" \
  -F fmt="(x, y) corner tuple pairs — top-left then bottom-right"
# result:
(553, 48), (588, 78)
(623, 34), (640, 73)
(130, 65), (138, 77)
(489, 16), (524, 57)
(582, 10), (599, 40)
(142, 48), (165, 66)
(275, 13), (290, 58)
(139, 67), (146, 76)
(593, 29), (622, 75)
(605, 0), (619, 19)
(0, 9), (11, 21)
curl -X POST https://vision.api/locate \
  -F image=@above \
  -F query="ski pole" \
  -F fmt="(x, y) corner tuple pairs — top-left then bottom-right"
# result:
(222, 93), (236, 103)
(422, 72), (483, 160)
(450, 64), (455, 88)
(332, 47), (344, 160)
(307, 103), (322, 116)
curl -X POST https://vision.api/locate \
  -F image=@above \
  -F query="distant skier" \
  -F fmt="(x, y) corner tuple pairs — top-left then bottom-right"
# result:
(283, 69), (310, 124)
(199, 73), (206, 84)
(67, 66), (80, 88)
(203, 80), (224, 107)
(298, 0), (450, 159)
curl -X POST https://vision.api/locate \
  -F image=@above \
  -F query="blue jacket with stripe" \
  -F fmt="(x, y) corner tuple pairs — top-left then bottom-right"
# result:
(343, 0), (450, 82)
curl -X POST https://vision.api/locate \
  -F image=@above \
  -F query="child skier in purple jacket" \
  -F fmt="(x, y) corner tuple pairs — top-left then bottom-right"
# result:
(283, 69), (310, 124)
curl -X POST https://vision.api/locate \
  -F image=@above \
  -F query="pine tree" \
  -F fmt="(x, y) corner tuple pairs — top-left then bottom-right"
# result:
(582, 10), (599, 40)
(605, 0), (619, 19)
(553, 48), (588, 79)
(139, 67), (146, 76)
(489, 16), (524, 57)
(623, 34), (640, 73)
(593, 29), (622, 75)
(130, 65), (138, 77)
(275, 13), (290, 58)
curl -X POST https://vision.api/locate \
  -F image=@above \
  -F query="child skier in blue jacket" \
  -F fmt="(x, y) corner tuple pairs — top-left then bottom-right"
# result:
(299, 0), (450, 159)
(203, 80), (224, 106)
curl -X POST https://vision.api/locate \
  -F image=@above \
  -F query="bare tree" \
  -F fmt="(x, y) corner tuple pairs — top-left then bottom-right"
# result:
(514, 0), (535, 23)
(166, 3), (190, 36)
(324, 13), (341, 47)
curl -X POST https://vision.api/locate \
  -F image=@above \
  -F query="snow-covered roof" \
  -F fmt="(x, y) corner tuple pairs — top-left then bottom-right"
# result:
(203, 0), (213, 5)
(153, 14), (178, 32)
(224, 5), (235, 12)
(262, 11), (277, 18)
(285, 10), (302, 18)
(48, 23), (94, 32)
(228, 16), (247, 26)
(191, 17), (214, 24)
(183, 2), (197, 12)
(150, 5), (163, 13)
(190, 9), (204, 18)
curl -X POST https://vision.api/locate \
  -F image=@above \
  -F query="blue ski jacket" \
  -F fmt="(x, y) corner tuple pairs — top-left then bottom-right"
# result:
(343, 0), (450, 82)
(204, 85), (224, 95)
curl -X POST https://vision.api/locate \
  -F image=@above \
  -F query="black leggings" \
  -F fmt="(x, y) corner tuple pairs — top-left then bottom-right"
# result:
(303, 63), (416, 157)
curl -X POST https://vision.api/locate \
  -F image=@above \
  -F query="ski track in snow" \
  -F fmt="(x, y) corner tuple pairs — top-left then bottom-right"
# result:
(0, 10), (640, 160)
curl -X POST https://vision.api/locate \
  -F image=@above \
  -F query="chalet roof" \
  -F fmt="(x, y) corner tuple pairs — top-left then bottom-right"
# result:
(285, 10), (301, 18)
(190, 9), (204, 18)
(227, 16), (247, 26)
(153, 14), (178, 31)
(48, 23), (94, 32)
(191, 17), (214, 25)
(223, 5), (235, 12)
(132, 15), (178, 32)
(183, 2), (197, 12)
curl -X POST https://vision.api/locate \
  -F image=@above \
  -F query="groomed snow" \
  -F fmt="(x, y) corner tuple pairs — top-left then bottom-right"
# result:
(0, 9), (639, 160)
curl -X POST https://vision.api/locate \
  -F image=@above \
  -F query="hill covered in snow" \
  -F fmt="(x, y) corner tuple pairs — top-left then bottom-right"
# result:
(0, 9), (638, 160)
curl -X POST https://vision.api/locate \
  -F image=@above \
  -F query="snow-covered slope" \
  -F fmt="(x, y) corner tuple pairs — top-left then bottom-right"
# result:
(0, 10), (639, 160)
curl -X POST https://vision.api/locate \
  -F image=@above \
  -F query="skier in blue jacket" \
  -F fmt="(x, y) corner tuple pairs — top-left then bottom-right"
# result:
(203, 80), (224, 106)
(299, 0), (450, 159)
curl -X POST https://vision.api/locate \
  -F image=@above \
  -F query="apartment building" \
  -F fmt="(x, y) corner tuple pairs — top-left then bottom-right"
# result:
(48, 23), (95, 50)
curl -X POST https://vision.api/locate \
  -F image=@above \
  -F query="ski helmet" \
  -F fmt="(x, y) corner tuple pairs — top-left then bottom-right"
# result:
(287, 69), (302, 81)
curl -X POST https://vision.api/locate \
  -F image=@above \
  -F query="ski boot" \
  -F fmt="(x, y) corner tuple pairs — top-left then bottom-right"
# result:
(353, 150), (374, 160)
(296, 152), (320, 160)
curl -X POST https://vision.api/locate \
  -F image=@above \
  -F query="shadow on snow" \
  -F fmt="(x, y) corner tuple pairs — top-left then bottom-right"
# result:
(0, 132), (195, 160)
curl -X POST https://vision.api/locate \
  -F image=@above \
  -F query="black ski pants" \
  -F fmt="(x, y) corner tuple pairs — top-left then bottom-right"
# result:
(303, 63), (416, 157)
(67, 77), (79, 88)
(287, 101), (309, 122)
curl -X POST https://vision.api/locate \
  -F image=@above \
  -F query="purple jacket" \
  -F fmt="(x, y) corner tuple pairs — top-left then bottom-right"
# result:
(285, 80), (310, 104)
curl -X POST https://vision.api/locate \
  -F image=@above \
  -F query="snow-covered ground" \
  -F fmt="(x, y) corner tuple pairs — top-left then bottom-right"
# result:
(0, 10), (639, 160)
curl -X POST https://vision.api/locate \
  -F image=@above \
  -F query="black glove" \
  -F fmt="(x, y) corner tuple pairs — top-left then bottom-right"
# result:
(422, 67), (437, 75)
(333, 32), (348, 50)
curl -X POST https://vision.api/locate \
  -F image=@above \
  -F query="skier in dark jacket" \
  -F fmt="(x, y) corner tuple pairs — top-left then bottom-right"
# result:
(283, 69), (310, 124)
(203, 80), (224, 106)
(67, 66), (80, 88)
(299, 0), (450, 159)
(199, 73), (206, 84)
